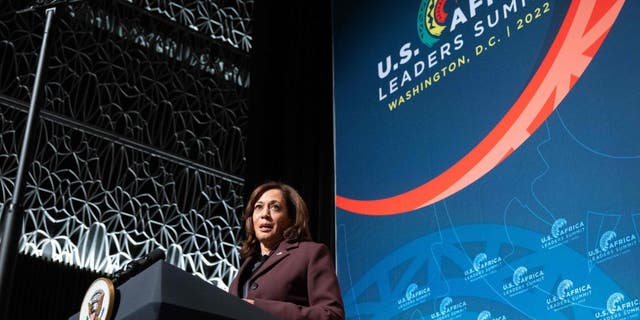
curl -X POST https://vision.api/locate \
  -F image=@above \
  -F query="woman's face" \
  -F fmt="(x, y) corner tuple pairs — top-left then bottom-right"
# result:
(252, 188), (292, 250)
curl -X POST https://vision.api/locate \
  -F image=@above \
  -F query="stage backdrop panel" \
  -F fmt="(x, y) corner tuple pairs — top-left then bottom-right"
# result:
(333, 1), (639, 319)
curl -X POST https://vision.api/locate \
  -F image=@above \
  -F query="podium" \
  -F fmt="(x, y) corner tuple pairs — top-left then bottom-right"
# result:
(69, 261), (281, 320)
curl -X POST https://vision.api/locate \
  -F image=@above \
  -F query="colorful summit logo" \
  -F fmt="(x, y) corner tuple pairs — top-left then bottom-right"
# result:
(417, 0), (448, 47)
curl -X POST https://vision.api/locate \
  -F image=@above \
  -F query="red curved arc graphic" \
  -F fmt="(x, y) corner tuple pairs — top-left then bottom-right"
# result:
(337, 0), (625, 215)
(435, 0), (449, 24)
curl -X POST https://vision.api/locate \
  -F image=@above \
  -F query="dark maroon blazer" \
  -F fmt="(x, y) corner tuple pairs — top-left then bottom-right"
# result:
(228, 240), (345, 320)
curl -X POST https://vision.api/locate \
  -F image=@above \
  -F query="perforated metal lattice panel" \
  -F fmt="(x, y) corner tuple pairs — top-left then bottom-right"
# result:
(0, 0), (252, 290)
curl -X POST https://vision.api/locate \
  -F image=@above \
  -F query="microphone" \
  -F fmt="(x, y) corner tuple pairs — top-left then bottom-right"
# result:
(111, 248), (166, 286)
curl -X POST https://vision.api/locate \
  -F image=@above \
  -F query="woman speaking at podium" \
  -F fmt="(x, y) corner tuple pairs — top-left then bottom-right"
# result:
(228, 181), (345, 320)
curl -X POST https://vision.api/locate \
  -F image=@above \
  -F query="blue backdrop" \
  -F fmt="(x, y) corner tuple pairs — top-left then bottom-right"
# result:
(333, 0), (639, 319)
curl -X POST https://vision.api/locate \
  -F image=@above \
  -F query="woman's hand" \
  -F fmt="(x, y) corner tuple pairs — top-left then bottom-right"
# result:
(242, 298), (255, 304)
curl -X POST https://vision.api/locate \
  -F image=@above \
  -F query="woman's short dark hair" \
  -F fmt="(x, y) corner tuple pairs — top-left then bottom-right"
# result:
(239, 181), (313, 259)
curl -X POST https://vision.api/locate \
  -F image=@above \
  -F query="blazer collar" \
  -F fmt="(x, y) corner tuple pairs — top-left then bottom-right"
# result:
(248, 240), (299, 282)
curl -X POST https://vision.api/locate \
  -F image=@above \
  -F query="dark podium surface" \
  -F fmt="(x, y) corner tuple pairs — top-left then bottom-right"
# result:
(69, 261), (281, 320)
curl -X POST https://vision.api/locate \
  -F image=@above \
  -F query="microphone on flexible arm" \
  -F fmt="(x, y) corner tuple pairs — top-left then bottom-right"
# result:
(111, 248), (166, 287)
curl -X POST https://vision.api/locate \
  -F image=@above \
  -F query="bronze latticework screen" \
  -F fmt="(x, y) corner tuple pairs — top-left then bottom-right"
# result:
(0, 0), (252, 290)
